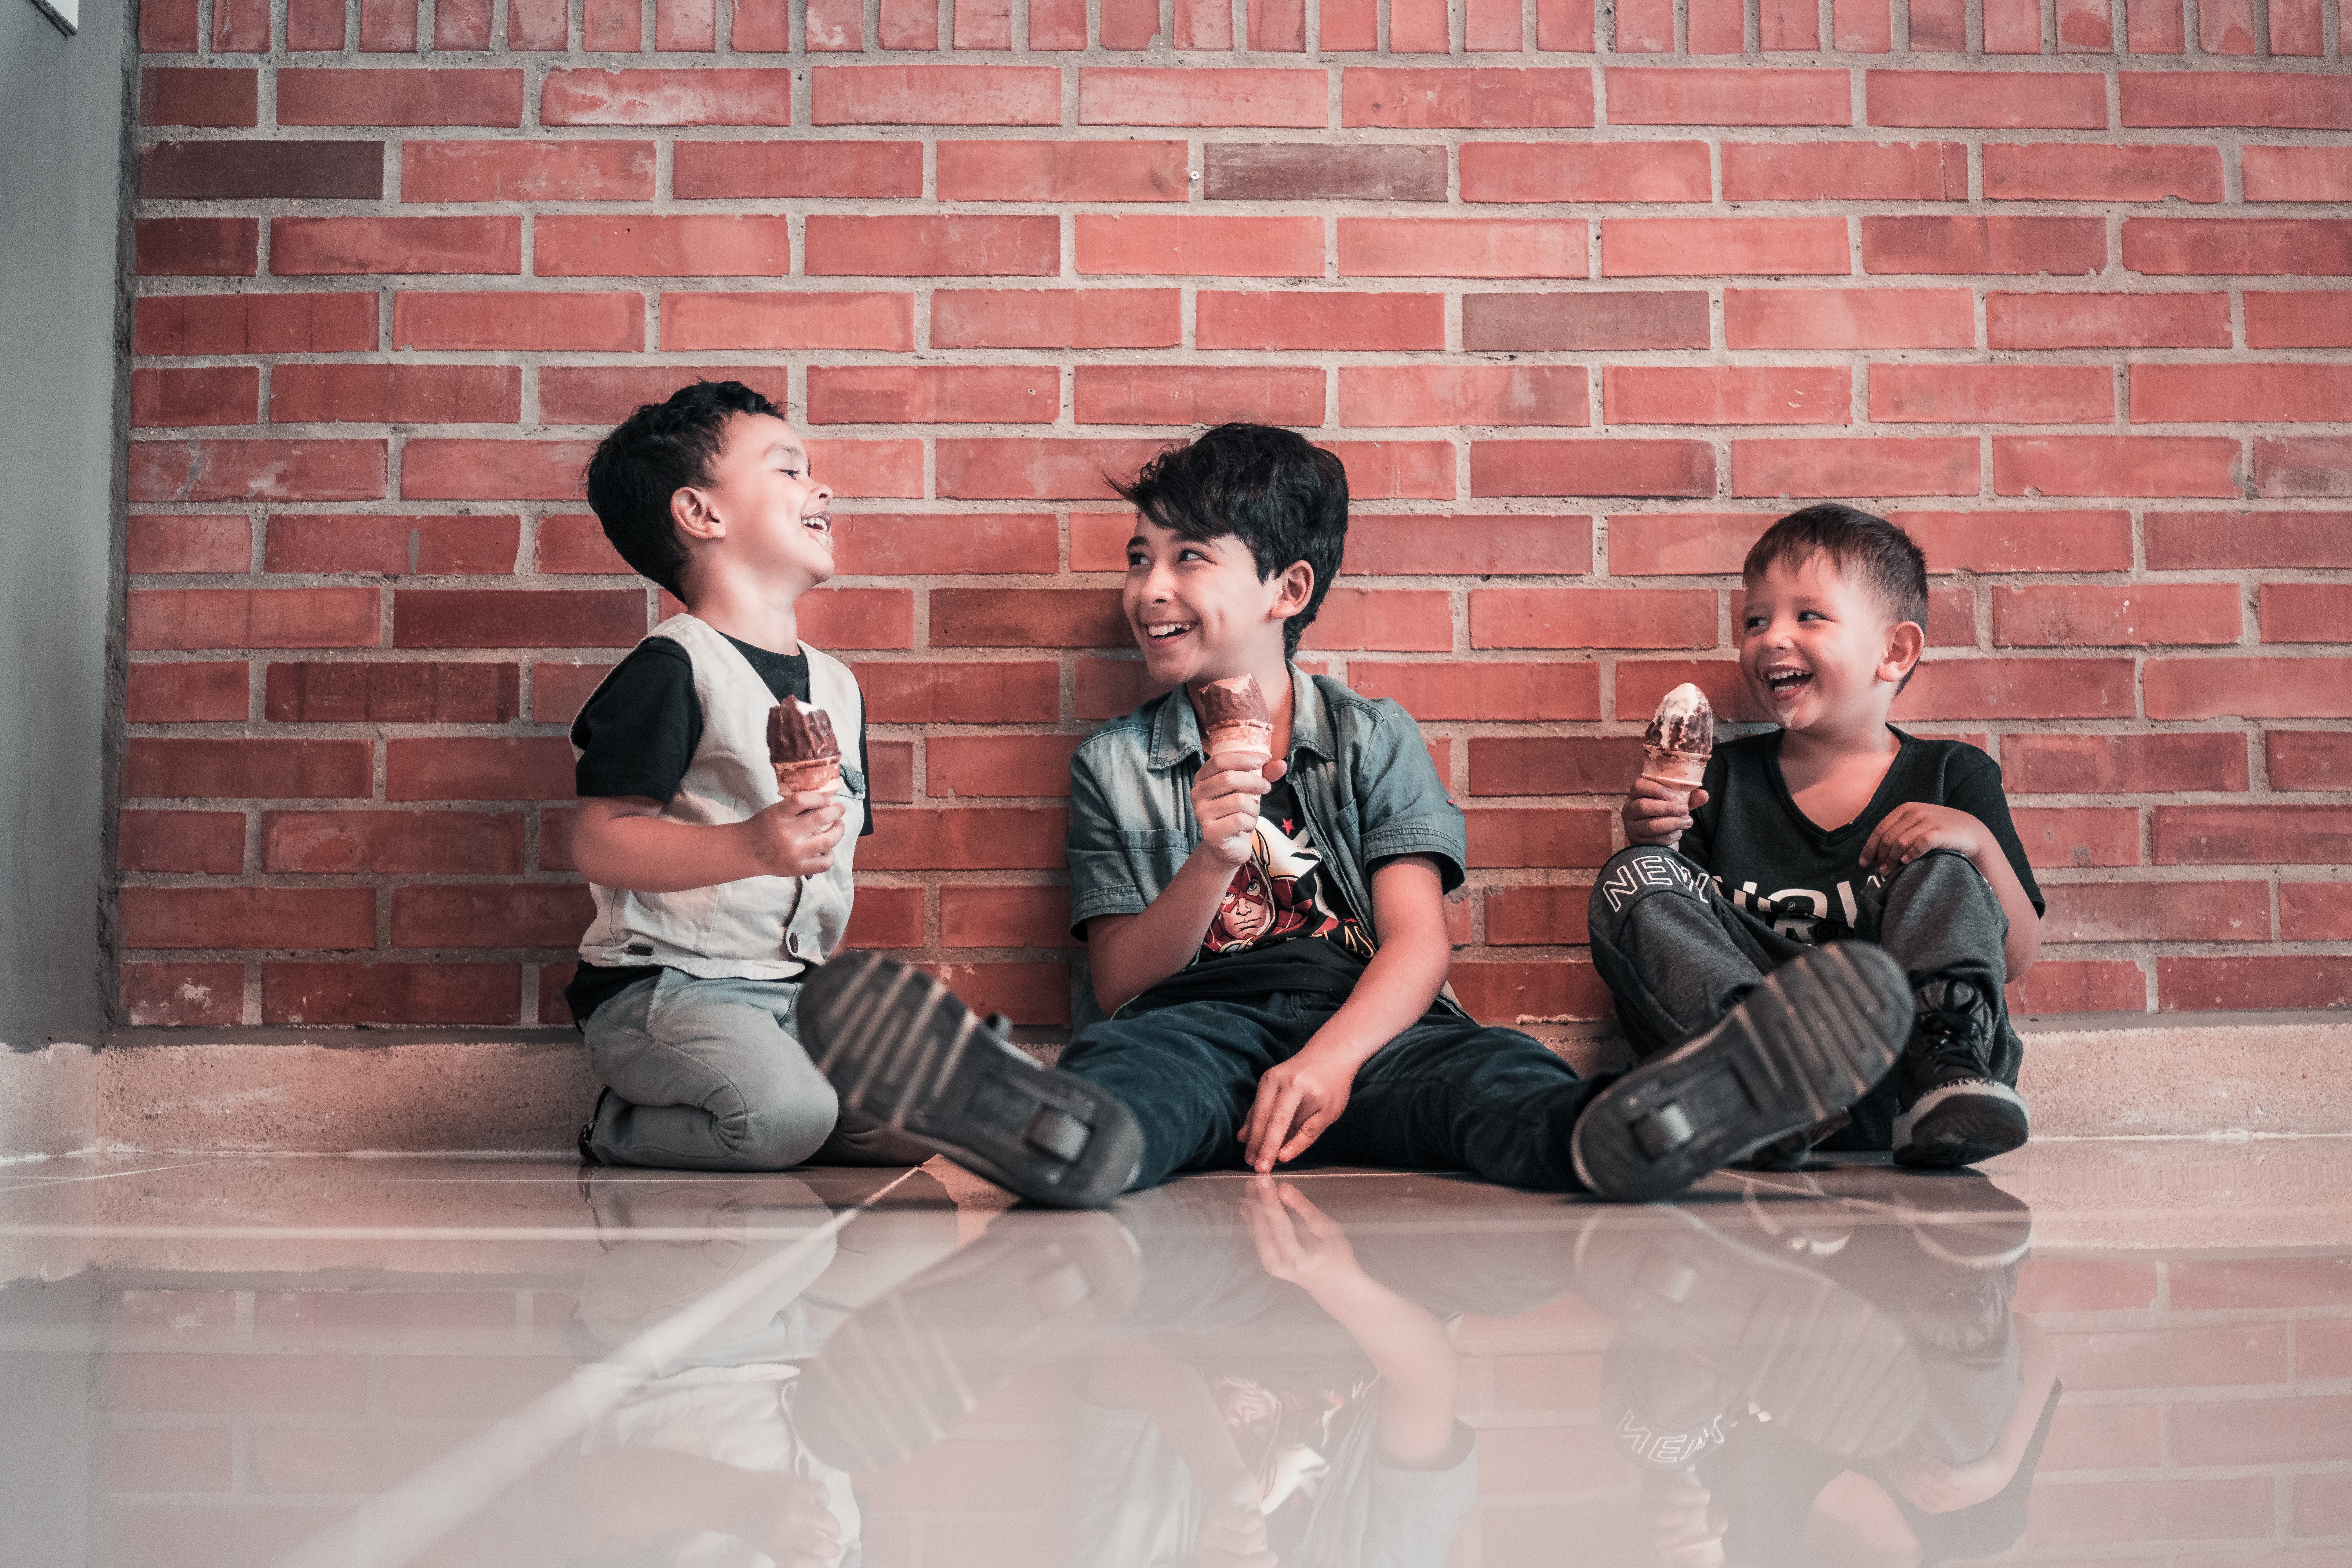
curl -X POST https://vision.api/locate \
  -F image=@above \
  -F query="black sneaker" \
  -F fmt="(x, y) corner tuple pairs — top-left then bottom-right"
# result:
(1571, 943), (1913, 1203)
(797, 952), (1145, 1210)
(1891, 977), (2030, 1169)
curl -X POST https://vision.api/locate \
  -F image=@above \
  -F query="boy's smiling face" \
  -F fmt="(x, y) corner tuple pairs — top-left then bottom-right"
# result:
(1123, 517), (1303, 687)
(1740, 550), (1920, 739)
(683, 412), (834, 593)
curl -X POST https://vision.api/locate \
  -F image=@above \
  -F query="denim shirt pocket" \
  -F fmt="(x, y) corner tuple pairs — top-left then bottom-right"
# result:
(1120, 827), (1192, 904)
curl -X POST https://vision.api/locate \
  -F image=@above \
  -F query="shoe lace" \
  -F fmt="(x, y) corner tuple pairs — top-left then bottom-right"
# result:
(1913, 978), (1994, 1077)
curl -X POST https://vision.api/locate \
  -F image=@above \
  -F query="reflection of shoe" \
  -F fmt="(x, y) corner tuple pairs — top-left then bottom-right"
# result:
(795, 1211), (1142, 1472)
(1870, 1168), (2034, 1269)
(800, 953), (1145, 1210)
(1571, 944), (1913, 1203)
(1893, 978), (2030, 1169)
(1735, 1171), (1855, 1259)
(1575, 1206), (1924, 1460)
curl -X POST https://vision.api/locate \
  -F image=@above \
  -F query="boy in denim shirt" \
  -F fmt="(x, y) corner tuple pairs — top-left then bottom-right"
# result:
(800, 426), (1916, 1206)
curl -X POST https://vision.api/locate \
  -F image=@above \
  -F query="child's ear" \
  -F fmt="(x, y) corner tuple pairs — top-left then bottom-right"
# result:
(1273, 561), (1314, 620)
(671, 484), (724, 543)
(1881, 619), (1925, 682)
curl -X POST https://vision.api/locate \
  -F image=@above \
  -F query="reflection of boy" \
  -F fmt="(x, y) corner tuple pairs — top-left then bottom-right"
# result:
(1593, 505), (2045, 1168)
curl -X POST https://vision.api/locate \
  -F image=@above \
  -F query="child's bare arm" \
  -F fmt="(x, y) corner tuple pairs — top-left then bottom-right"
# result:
(1084, 757), (1283, 1013)
(571, 791), (845, 894)
(1238, 854), (1452, 1173)
(1622, 776), (1709, 849)
(1860, 803), (2043, 979)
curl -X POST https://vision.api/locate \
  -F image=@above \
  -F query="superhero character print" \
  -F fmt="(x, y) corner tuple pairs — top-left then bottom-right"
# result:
(1205, 814), (1339, 955)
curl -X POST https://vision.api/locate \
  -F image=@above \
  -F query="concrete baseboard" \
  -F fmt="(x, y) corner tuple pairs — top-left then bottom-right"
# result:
(2, 1013), (2346, 1158)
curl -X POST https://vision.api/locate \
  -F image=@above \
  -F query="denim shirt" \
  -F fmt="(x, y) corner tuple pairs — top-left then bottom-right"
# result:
(1066, 665), (1468, 1022)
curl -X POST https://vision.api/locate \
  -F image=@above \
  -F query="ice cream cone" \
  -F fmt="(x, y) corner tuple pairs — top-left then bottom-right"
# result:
(1639, 745), (1708, 809)
(775, 757), (842, 796)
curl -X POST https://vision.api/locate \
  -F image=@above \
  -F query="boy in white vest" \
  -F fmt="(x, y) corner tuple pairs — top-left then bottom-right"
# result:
(565, 381), (930, 1171)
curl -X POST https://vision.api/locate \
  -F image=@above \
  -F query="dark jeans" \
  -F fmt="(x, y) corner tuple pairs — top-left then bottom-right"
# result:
(1585, 846), (2021, 1149)
(1057, 992), (1610, 1193)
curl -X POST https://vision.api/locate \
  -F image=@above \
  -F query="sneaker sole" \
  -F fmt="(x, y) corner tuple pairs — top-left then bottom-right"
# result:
(1571, 943), (1912, 1204)
(1893, 1081), (2030, 1169)
(799, 952), (1144, 1210)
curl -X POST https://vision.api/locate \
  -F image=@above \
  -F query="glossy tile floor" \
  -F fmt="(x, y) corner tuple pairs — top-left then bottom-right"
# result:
(4, 1140), (2350, 1568)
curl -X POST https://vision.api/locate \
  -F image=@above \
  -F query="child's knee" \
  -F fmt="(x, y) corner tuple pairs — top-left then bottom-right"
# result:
(729, 1076), (841, 1169)
(1590, 844), (1711, 930)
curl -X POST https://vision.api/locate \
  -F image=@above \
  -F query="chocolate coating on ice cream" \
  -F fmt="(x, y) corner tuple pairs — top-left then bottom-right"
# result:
(767, 697), (841, 766)
(1193, 674), (1271, 728)
(1643, 683), (1715, 757)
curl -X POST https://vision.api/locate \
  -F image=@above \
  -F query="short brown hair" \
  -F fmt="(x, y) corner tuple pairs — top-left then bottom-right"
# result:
(1743, 503), (1928, 632)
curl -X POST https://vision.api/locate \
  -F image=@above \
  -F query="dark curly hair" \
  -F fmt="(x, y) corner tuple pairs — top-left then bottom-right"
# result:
(1744, 503), (1930, 690)
(583, 379), (782, 595)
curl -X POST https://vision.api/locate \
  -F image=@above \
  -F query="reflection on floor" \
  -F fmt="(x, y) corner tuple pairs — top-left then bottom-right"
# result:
(4, 1140), (2350, 1568)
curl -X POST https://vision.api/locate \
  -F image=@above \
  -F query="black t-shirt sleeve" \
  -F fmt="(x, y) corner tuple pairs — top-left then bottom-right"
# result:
(570, 638), (699, 803)
(1945, 746), (2044, 916)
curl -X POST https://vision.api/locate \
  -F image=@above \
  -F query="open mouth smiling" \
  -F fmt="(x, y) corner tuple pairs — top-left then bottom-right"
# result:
(1762, 666), (1813, 696)
(1145, 621), (1196, 641)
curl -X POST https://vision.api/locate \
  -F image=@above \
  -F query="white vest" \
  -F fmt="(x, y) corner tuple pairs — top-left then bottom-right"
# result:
(575, 613), (866, 981)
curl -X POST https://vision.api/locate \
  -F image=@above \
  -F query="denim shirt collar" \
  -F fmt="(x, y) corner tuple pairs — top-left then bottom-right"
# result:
(1147, 663), (1332, 772)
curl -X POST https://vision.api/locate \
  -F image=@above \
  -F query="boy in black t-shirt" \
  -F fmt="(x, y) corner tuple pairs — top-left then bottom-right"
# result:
(1592, 505), (2045, 1168)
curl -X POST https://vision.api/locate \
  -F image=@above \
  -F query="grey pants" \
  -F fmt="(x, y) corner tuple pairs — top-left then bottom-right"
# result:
(1585, 846), (2020, 1149)
(581, 969), (935, 1172)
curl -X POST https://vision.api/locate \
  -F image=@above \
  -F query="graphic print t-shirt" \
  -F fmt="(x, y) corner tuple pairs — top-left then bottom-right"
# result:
(1678, 728), (2043, 946)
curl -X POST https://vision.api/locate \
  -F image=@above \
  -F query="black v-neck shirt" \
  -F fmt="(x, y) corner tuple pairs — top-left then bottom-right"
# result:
(1679, 727), (2042, 947)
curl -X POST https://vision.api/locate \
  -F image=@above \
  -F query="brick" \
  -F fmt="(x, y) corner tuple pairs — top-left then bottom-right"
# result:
(1484, 885), (1593, 945)
(121, 887), (377, 952)
(1071, 365), (1317, 425)
(2055, 0), (2114, 47)
(132, 367), (260, 429)
(120, 811), (247, 873)
(931, 587), (1124, 648)
(1871, 365), (2112, 424)
(1722, 142), (1967, 201)
(1725, 288), (1973, 349)
(108, 1353), (372, 1414)
(879, 0), (942, 46)
(1451, 961), (1612, 1022)
(399, 439), (599, 501)
(2270, 0), (2323, 51)
(662, 291), (912, 351)
(387, 737), (576, 800)
(2132, 364), (2352, 423)
(1082, 68), (1326, 128)
(2124, 219), (2352, 275)
(2044, 880), (2270, 942)
(211, 0), (271, 49)
(543, 69), (793, 126)
(436, 0), (493, 47)
(284, 0), (348, 46)
(929, 736), (1082, 798)
(131, 439), (386, 504)
(130, 588), (380, 651)
(1867, 71), (2107, 129)
(1349, 660), (1601, 719)
(935, 439), (1160, 501)
(140, 0), (201, 51)
(1606, 366), (1850, 426)
(393, 589), (642, 649)
(1466, 809), (1614, 868)
(1208, 144), (1449, 202)
(2120, 72), (2352, 129)
(2265, 584), (2352, 642)
(833, 513), (1056, 575)
(2146, 657), (2352, 720)
(841, 885), (923, 947)
(860, 808), (1068, 870)
(2010, 806), (2142, 866)
(278, 69), (523, 126)
(2282, 882), (2352, 940)
(127, 662), (250, 722)
(2012, 958), (2148, 1014)
(1986, 291), (2231, 348)
(403, 140), (653, 203)
(1471, 588), (1714, 650)
(1387, 0), (1447, 50)
(261, 963), (521, 1025)
(1343, 69), (1595, 129)
(539, 368), (786, 428)
(2124, 0), (2183, 48)
(271, 216), (519, 276)
(808, 367), (1053, 427)
(1608, 67), (1849, 125)
(270, 512), (524, 581)
(1605, 218), (1848, 278)
(2197, 0), (2258, 49)
(1732, 437), (1977, 498)
(935, 289), (1183, 349)
(1341, 368), (1587, 428)
(2053, 1323), (2290, 1390)
(507, 0), (567, 44)
(920, 962), (1069, 1025)
(2245, 146), (2352, 203)
(1535, 0), (1595, 48)
(811, 65), (1061, 125)
(671, 141), (921, 201)
(2156, 803), (2352, 862)
(657, 0), (719, 47)
(1298, 587), (1454, 650)
(1247, 0), (1307, 48)
(1994, 435), (2240, 498)
(2258, 436), (2352, 497)
(1318, 441), (1455, 499)
(141, 140), (381, 202)
(264, 662), (521, 722)
(124, 738), (372, 801)
(1895, 657), (2136, 719)
(2269, 730), (2352, 789)
(1029, 0), (1085, 47)
(1604, 512), (1773, 575)
(942, 141), (1187, 203)
(138, 292), (377, 356)
(270, 365), (519, 426)
(530, 661), (619, 722)
(799, 586), (916, 645)
(359, 0), (419, 51)
(1470, 737), (1647, 795)
(2172, 1256), (2352, 1310)
(390, 885), (593, 947)
(141, 69), (259, 129)
(1984, 143), (2223, 203)
(1078, 216), (1321, 278)
(136, 218), (258, 276)
(812, 215), (1057, 277)
(1343, 508), (1588, 576)
(851, 662), (1060, 724)
(528, 516), (626, 574)
(2146, 510), (2352, 568)
(263, 810), (523, 873)
(1201, 291), (1445, 350)
(1473, 439), (1713, 498)
(2159, 956), (2352, 1012)
(1462, 142), (1710, 204)
(394, 290), (644, 352)
(1864, 216), (2105, 275)
(940, 886), (1079, 949)
(536, 215), (789, 278)
(2005, 732), (2249, 793)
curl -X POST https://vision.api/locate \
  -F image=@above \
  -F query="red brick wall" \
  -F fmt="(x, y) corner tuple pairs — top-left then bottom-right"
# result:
(119, 0), (2351, 1029)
